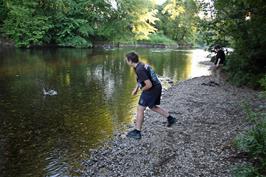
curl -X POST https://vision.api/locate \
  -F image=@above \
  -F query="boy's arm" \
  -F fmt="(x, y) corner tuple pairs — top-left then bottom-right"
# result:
(216, 58), (221, 67)
(141, 79), (152, 91)
(215, 50), (223, 66)
(132, 84), (139, 95)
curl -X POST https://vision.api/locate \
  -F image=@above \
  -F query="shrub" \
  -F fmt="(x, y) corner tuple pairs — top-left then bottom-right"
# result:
(232, 164), (261, 177)
(259, 75), (266, 96)
(234, 104), (266, 176)
(3, 5), (52, 47)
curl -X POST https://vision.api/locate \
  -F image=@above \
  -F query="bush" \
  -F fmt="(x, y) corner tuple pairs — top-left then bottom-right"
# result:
(259, 75), (266, 90)
(0, 0), (8, 26)
(234, 104), (266, 176)
(233, 164), (261, 177)
(53, 16), (94, 48)
(225, 50), (266, 88)
(259, 75), (266, 96)
(3, 5), (52, 47)
(259, 74), (266, 97)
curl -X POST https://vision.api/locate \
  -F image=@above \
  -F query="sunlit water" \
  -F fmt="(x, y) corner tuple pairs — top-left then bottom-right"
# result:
(0, 48), (210, 176)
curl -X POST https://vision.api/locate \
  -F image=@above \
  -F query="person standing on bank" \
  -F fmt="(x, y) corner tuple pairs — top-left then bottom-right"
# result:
(125, 52), (176, 140)
(212, 45), (225, 84)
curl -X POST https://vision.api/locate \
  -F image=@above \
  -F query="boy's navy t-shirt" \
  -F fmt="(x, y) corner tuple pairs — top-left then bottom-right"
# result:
(215, 50), (225, 65)
(135, 63), (162, 108)
(135, 63), (161, 90)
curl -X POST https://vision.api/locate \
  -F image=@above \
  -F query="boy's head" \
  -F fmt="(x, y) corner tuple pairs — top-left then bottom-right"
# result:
(214, 44), (221, 50)
(126, 52), (139, 64)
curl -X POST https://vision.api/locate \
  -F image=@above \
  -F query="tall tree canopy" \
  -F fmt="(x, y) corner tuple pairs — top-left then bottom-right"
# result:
(0, 0), (199, 47)
(156, 0), (199, 46)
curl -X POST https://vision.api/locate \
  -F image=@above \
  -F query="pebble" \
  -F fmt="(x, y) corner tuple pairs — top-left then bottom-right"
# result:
(77, 76), (265, 177)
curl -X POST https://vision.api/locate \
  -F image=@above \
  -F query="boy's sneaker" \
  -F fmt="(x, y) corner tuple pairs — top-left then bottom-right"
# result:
(167, 116), (177, 127)
(126, 129), (141, 140)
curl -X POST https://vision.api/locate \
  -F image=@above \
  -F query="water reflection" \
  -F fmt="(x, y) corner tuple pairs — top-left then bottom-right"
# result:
(0, 48), (210, 176)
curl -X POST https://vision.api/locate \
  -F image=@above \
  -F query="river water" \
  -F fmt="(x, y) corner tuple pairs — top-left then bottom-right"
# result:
(0, 47), (210, 176)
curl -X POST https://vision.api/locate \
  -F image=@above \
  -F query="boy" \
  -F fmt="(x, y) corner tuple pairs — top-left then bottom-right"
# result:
(125, 52), (176, 140)
(212, 45), (225, 84)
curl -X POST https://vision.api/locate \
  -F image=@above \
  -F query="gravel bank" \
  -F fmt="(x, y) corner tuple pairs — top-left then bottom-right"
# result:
(77, 76), (265, 177)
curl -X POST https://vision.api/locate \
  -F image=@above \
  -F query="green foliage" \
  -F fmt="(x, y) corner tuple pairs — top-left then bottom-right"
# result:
(258, 75), (266, 97)
(3, 4), (52, 47)
(53, 16), (93, 48)
(234, 104), (266, 176)
(116, 0), (158, 40)
(200, 0), (266, 88)
(0, 0), (201, 48)
(141, 32), (176, 45)
(44, 0), (98, 47)
(235, 119), (266, 157)
(225, 53), (257, 87)
(232, 164), (261, 177)
(156, 0), (199, 46)
(259, 75), (266, 91)
(0, 0), (8, 26)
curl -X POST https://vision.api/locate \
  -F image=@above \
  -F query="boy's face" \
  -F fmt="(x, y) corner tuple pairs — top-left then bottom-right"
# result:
(125, 58), (133, 66)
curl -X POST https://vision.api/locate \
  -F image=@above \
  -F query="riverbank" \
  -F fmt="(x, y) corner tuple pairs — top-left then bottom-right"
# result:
(75, 76), (265, 176)
(0, 37), (14, 48)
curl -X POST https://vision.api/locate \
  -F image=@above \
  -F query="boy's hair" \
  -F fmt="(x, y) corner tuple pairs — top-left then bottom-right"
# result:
(126, 52), (139, 63)
(214, 44), (221, 49)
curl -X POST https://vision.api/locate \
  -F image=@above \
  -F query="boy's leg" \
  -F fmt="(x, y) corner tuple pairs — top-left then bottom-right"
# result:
(151, 106), (176, 127)
(127, 105), (145, 139)
(136, 105), (146, 131)
(216, 66), (222, 83)
(210, 65), (219, 82)
(150, 105), (169, 118)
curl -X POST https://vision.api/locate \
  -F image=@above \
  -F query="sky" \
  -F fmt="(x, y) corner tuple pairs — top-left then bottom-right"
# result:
(156, 0), (167, 5)
(110, 0), (167, 9)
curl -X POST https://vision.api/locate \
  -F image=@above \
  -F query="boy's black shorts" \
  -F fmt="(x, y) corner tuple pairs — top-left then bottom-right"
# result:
(138, 84), (162, 109)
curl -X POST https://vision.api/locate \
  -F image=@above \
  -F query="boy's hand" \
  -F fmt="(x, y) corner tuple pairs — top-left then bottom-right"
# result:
(131, 88), (138, 95)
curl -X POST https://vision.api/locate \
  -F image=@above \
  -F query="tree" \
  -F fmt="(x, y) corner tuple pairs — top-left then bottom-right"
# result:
(155, 0), (199, 46)
(0, 0), (8, 27)
(114, 0), (158, 40)
(2, 0), (52, 47)
(199, 0), (266, 87)
(1, 0), (201, 48)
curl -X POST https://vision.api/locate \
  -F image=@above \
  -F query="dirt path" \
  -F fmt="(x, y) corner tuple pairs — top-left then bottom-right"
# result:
(76, 76), (265, 177)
